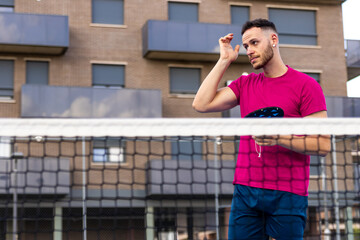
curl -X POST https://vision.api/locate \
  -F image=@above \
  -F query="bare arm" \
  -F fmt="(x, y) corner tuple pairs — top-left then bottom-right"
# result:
(254, 111), (331, 156)
(192, 33), (240, 113)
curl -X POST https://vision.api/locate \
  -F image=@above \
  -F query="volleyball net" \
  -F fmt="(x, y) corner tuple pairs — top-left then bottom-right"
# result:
(0, 118), (359, 240)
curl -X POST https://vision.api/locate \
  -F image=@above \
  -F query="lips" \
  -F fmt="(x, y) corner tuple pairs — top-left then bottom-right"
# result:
(250, 57), (258, 64)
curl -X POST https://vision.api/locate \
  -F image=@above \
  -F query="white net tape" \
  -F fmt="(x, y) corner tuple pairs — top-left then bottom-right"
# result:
(0, 118), (359, 137)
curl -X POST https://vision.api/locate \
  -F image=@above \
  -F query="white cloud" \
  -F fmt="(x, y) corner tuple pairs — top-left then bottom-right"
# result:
(0, 15), (21, 42)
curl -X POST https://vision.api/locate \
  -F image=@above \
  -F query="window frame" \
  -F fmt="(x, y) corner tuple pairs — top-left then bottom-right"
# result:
(91, 61), (126, 88)
(91, 0), (125, 27)
(169, 65), (202, 96)
(304, 72), (321, 84)
(267, 5), (319, 47)
(0, 0), (14, 12)
(168, 1), (199, 23)
(92, 137), (126, 164)
(229, 4), (250, 25)
(298, 69), (322, 85)
(0, 59), (15, 100)
(309, 155), (322, 177)
(25, 60), (50, 85)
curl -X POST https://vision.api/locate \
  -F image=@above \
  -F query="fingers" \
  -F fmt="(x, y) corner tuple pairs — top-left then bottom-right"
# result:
(252, 135), (278, 146)
(234, 44), (240, 54)
(219, 33), (234, 44)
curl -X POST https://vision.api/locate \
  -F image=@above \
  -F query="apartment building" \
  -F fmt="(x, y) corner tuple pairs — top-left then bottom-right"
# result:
(0, 0), (359, 239)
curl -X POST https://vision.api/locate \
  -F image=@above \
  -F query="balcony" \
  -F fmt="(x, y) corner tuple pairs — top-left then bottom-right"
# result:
(0, 157), (70, 195)
(21, 84), (162, 118)
(240, 0), (344, 3)
(147, 160), (235, 197)
(326, 96), (360, 117)
(346, 39), (360, 80)
(0, 12), (68, 55)
(142, 20), (247, 62)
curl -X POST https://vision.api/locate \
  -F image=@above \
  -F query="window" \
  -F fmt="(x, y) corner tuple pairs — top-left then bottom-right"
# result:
(26, 61), (49, 85)
(171, 137), (203, 160)
(92, 64), (125, 88)
(0, 137), (11, 158)
(269, 8), (317, 45)
(230, 5), (249, 25)
(92, 138), (125, 163)
(0, 0), (14, 12)
(169, 67), (200, 94)
(310, 155), (321, 176)
(0, 60), (14, 99)
(304, 72), (320, 84)
(92, 0), (124, 25)
(168, 2), (198, 22)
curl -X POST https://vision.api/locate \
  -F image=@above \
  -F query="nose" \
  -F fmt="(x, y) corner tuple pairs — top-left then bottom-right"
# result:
(246, 46), (254, 56)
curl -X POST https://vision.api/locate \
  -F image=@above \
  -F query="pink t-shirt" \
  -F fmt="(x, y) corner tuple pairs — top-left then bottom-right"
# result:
(228, 66), (327, 196)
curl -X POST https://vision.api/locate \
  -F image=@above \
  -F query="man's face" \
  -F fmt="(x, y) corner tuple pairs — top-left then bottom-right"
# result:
(242, 27), (274, 70)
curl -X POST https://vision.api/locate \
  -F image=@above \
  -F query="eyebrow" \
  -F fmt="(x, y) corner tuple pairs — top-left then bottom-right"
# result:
(243, 37), (258, 46)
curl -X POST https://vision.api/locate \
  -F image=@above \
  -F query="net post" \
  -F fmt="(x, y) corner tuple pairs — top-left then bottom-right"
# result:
(331, 135), (341, 240)
(146, 207), (155, 240)
(214, 136), (222, 240)
(346, 206), (354, 240)
(54, 206), (62, 240)
(82, 136), (87, 240)
(11, 150), (23, 240)
(321, 156), (330, 240)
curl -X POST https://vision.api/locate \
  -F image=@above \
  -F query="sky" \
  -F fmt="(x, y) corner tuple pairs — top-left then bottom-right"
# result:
(343, 0), (360, 97)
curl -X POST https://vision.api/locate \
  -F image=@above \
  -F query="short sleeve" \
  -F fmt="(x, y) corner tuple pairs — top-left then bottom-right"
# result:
(227, 77), (242, 103)
(300, 78), (327, 117)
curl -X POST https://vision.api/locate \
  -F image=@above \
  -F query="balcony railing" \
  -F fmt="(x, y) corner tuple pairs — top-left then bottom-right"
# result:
(345, 39), (360, 79)
(21, 84), (162, 118)
(0, 12), (68, 55)
(0, 157), (70, 195)
(142, 20), (247, 62)
(147, 159), (235, 197)
(254, 0), (343, 3)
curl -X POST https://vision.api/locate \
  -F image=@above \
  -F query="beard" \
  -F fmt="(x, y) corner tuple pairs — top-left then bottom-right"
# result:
(252, 42), (274, 70)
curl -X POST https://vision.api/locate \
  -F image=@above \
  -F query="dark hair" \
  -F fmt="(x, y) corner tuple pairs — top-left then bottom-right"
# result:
(241, 18), (278, 35)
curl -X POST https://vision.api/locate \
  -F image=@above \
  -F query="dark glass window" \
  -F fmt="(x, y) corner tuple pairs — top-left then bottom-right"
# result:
(310, 155), (321, 176)
(0, 60), (14, 98)
(230, 5), (249, 25)
(168, 2), (198, 23)
(170, 67), (200, 94)
(0, 0), (14, 12)
(269, 8), (317, 45)
(92, 0), (124, 25)
(26, 61), (49, 85)
(93, 138), (126, 163)
(305, 72), (320, 84)
(92, 64), (125, 88)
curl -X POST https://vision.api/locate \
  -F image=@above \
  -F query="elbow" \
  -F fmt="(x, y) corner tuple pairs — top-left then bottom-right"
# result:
(321, 146), (331, 157)
(318, 150), (330, 157)
(318, 138), (331, 157)
(192, 102), (207, 113)
(320, 148), (331, 157)
(192, 100), (208, 113)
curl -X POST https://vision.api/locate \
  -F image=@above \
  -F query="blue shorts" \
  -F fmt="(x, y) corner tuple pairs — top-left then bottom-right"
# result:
(228, 185), (308, 240)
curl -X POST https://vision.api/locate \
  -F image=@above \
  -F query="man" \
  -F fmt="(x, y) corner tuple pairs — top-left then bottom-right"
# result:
(192, 19), (330, 240)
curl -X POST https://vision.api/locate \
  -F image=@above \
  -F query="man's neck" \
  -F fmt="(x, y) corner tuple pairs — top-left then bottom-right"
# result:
(263, 58), (288, 78)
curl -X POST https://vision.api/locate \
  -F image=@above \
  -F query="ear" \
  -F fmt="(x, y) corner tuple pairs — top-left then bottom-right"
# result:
(271, 33), (278, 47)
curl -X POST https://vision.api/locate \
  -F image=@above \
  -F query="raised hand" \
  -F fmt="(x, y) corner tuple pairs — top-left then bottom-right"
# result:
(219, 33), (240, 62)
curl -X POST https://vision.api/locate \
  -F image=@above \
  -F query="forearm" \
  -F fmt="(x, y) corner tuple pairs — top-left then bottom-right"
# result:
(192, 59), (232, 112)
(277, 135), (331, 156)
